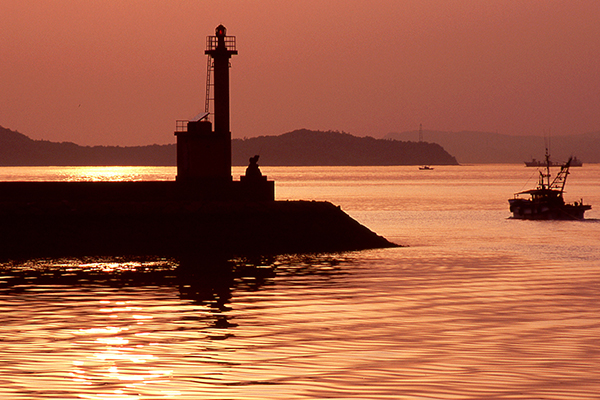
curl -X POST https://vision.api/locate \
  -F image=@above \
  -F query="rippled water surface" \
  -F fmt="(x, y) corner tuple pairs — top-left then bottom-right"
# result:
(1, 165), (599, 399)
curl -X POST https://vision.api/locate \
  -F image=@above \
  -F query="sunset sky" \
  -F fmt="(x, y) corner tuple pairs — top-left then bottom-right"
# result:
(1, 1), (599, 146)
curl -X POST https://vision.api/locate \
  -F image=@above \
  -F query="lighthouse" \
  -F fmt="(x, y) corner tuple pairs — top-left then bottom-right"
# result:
(174, 25), (274, 201)
(175, 25), (237, 184)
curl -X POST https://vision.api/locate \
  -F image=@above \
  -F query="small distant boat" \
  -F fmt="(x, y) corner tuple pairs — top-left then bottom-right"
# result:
(525, 156), (582, 167)
(419, 166), (434, 170)
(509, 151), (591, 220)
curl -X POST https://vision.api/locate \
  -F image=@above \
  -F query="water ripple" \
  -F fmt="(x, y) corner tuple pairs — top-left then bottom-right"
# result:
(0, 248), (599, 399)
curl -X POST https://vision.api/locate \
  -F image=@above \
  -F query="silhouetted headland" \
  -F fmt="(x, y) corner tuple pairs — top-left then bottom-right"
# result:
(0, 25), (396, 261)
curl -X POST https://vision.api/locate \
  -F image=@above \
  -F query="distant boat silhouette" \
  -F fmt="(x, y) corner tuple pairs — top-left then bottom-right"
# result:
(419, 165), (434, 170)
(525, 156), (582, 167)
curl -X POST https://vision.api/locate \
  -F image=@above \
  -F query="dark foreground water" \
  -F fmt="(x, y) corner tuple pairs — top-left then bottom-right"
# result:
(1, 165), (599, 399)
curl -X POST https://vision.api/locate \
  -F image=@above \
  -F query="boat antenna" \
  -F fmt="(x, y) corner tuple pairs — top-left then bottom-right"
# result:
(544, 129), (552, 160)
(543, 147), (551, 189)
(541, 129), (553, 189)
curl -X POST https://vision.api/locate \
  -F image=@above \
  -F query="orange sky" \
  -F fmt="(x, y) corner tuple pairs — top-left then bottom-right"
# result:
(1, 0), (599, 146)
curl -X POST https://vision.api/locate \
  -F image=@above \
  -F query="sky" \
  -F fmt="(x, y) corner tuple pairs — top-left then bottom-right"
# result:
(1, 0), (599, 146)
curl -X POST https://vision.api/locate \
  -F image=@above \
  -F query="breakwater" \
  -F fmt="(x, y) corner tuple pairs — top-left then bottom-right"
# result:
(0, 181), (396, 260)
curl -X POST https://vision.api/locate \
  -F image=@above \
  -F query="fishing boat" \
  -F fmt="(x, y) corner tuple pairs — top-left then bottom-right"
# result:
(419, 166), (434, 170)
(509, 151), (591, 220)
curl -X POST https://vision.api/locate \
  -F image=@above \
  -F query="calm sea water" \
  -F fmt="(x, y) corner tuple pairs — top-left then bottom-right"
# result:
(1, 164), (599, 399)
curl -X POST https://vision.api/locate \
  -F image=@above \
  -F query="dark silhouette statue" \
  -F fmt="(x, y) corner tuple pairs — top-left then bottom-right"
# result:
(244, 155), (263, 179)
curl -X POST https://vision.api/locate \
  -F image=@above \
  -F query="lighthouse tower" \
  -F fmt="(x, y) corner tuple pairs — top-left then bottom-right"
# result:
(206, 25), (237, 141)
(175, 25), (237, 184)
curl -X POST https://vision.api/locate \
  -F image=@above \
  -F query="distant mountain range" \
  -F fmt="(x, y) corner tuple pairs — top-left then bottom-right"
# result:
(385, 130), (600, 164)
(0, 126), (458, 166)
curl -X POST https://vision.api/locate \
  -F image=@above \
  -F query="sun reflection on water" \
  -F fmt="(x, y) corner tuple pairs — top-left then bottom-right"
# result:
(59, 166), (175, 182)
(68, 296), (177, 397)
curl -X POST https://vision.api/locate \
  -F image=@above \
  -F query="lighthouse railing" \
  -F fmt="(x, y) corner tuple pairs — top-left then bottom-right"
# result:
(175, 120), (188, 132)
(206, 35), (237, 51)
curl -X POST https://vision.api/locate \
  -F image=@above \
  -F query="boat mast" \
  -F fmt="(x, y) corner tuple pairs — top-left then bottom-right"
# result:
(539, 147), (551, 190)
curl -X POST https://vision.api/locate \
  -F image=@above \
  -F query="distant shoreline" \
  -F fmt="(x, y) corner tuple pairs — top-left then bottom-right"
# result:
(0, 127), (458, 167)
(386, 130), (600, 164)
(4, 124), (600, 165)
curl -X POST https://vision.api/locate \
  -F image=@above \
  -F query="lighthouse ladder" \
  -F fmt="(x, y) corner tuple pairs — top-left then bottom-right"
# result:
(204, 55), (214, 114)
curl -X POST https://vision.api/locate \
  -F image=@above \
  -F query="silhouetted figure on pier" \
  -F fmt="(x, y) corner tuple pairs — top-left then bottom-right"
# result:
(244, 155), (263, 180)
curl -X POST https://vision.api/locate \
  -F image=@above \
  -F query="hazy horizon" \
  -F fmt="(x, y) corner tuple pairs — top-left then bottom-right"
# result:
(2, 1), (599, 146)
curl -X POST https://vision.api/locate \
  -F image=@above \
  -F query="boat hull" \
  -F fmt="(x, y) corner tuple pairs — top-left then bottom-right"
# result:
(509, 199), (591, 220)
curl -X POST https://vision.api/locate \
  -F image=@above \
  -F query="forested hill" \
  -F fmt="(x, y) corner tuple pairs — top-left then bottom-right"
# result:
(232, 129), (457, 166)
(0, 126), (458, 166)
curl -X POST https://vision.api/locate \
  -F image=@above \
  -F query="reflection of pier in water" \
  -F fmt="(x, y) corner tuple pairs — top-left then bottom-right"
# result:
(0, 254), (348, 330)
